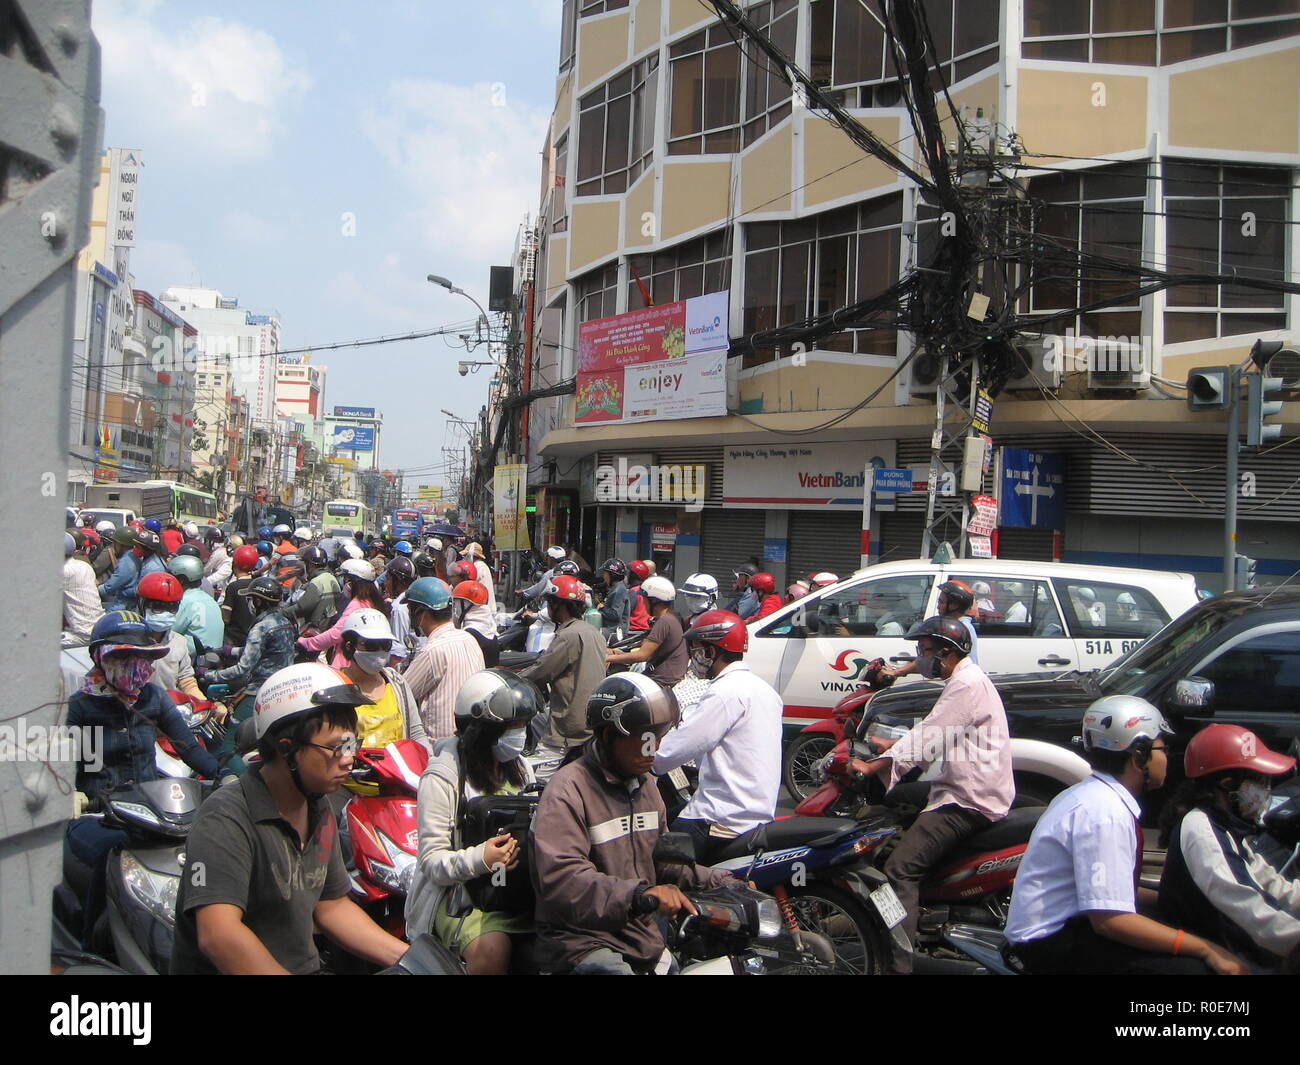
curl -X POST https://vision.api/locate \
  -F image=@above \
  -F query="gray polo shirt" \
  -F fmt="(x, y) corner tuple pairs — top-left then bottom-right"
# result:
(171, 765), (351, 974)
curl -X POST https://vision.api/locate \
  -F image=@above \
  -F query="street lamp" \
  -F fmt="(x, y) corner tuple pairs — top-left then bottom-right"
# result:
(427, 274), (493, 354)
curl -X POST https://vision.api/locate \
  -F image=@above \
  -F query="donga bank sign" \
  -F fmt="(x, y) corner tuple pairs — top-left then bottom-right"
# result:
(723, 440), (896, 511)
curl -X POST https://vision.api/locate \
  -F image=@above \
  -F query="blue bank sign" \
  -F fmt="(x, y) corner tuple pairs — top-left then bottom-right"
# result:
(333, 425), (375, 452)
(1000, 449), (1065, 529)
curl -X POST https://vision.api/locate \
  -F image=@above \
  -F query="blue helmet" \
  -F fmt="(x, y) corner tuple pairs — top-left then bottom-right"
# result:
(406, 577), (452, 611)
(89, 610), (169, 660)
(394, 540), (413, 557)
(144, 518), (163, 533)
(258, 526), (272, 539)
(256, 539), (274, 556)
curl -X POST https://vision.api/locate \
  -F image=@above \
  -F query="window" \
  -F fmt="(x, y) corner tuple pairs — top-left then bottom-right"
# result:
(950, 576), (1067, 638)
(1163, 162), (1289, 343)
(813, 575), (934, 638)
(810, 0), (998, 107)
(1022, 0), (1298, 65)
(742, 193), (903, 367)
(552, 133), (569, 233)
(575, 261), (620, 324)
(580, 0), (629, 13)
(1025, 162), (1147, 343)
(1196, 629), (1300, 714)
(668, 25), (742, 155)
(559, 0), (577, 73)
(626, 230), (732, 310)
(743, 0), (798, 146)
(576, 55), (659, 196)
(1052, 579), (1171, 639)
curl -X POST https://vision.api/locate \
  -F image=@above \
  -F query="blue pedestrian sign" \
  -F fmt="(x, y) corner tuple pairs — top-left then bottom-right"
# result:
(872, 467), (913, 493)
(1000, 449), (1065, 529)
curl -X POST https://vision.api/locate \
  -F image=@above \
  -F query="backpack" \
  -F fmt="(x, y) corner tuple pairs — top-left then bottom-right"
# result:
(451, 750), (539, 914)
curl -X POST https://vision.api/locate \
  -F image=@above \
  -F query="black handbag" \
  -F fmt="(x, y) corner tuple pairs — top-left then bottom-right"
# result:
(454, 757), (539, 914)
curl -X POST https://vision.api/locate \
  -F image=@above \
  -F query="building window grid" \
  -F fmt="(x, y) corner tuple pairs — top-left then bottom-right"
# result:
(576, 55), (659, 197)
(552, 133), (569, 232)
(1021, 0), (1300, 66)
(743, 0), (799, 147)
(626, 231), (734, 311)
(575, 261), (621, 325)
(742, 193), (904, 369)
(579, 0), (629, 14)
(668, 25), (744, 155)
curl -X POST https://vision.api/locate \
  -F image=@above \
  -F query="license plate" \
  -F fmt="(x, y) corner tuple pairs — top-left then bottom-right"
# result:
(668, 767), (690, 790)
(870, 884), (907, 928)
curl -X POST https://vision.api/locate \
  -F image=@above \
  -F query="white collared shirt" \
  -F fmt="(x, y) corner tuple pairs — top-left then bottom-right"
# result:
(653, 661), (783, 834)
(1005, 772), (1142, 944)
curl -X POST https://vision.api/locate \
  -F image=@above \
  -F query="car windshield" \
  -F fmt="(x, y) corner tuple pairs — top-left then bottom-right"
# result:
(1097, 598), (1254, 696)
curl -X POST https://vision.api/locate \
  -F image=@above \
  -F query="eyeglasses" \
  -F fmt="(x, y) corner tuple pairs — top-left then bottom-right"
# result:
(306, 735), (359, 760)
(1150, 743), (1170, 754)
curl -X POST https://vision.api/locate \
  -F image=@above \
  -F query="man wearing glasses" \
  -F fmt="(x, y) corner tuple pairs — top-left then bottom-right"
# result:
(1005, 696), (1247, 976)
(172, 663), (407, 974)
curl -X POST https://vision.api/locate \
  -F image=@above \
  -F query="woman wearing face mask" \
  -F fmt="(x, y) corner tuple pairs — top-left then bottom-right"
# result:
(66, 611), (221, 947)
(338, 608), (427, 754)
(405, 669), (541, 974)
(1158, 724), (1300, 970)
(297, 559), (389, 669)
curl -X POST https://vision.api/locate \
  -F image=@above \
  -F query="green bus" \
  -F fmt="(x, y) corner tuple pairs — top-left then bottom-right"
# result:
(323, 498), (369, 540)
(142, 480), (220, 528)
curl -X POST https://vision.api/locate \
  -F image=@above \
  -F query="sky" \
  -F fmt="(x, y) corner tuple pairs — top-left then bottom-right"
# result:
(91, 0), (561, 492)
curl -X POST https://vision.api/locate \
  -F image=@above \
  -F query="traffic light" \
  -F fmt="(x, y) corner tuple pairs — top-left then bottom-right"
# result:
(1186, 366), (1232, 411)
(1234, 554), (1257, 590)
(1245, 373), (1284, 447)
(1248, 339), (1284, 371)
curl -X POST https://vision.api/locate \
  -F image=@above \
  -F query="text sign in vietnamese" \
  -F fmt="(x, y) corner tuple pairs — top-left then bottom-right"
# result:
(575, 291), (729, 425)
(1000, 449), (1065, 529)
(723, 441), (896, 511)
(872, 468), (913, 493)
(333, 425), (375, 451)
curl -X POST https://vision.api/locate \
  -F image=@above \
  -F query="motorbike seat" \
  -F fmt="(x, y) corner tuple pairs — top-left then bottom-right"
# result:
(949, 807), (1041, 857)
(711, 817), (860, 862)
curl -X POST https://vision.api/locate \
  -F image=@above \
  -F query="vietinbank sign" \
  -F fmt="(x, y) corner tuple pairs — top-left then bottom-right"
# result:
(575, 291), (728, 425)
(724, 440), (896, 511)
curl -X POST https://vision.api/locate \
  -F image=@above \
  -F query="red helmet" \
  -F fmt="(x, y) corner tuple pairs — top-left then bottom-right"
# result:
(453, 579), (489, 606)
(545, 574), (586, 602)
(233, 545), (261, 571)
(750, 572), (776, 595)
(1185, 724), (1295, 779)
(137, 571), (184, 605)
(629, 560), (651, 581)
(80, 528), (101, 549)
(451, 560), (478, 582)
(685, 609), (749, 653)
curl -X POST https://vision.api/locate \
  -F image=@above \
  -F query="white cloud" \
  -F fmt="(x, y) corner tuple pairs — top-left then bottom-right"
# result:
(359, 79), (550, 278)
(93, 1), (312, 161)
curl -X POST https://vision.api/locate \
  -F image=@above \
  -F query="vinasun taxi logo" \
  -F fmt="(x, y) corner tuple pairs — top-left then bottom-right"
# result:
(825, 648), (873, 692)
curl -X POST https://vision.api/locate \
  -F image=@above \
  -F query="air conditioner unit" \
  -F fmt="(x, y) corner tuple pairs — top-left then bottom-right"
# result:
(1003, 337), (1062, 391)
(1086, 338), (1150, 391)
(908, 349), (945, 397)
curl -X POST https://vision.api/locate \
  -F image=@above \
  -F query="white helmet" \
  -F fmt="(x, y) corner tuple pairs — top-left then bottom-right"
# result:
(425, 537), (443, 551)
(680, 572), (719, 610)
(810, 572), (840, 588)
(1075, 586), (1097, 602)
(253, 662), (370, 740)
(294, 526), (312, 541)
(339, 558), (377, 582)
(454, 668), (542, 724)
(1080, 695), (1172, 754)
(546, 545), (566, 561)
(339, 541), (364, 561)
(973, 581), (993, 597)
(182, 521), (199, 538)
(641, 575), (676, 603)
(342, 607), (393, 642)
(1116, 592), (1137, 607)
(95, 520), (115, 534)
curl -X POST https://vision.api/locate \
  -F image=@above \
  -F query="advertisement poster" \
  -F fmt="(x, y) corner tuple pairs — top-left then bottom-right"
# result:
(492, 463), (531, 551)
(575, 291), (729, 425)
(723, 440), (896, 510)
(333, 425), (375, 451)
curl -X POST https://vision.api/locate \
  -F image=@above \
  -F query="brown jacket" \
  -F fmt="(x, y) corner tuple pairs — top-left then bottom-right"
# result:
(530, 743), (734, 971)
(522, 615), (608, 747)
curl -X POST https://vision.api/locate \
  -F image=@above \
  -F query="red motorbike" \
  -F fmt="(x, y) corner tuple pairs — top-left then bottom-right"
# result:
(782, 660), (894, 802)
(342, 740), (428, 938)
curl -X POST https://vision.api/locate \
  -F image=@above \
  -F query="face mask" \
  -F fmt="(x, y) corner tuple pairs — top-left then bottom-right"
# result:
(914, 654), (944, 679)
(353, 649), (389, 675)
(101, 654), (155, 701)
(493, 728), (528, 763)
(144, 609), (176, 633)
(1234, 779), (1271, 822)
(691, 649), (714, 676)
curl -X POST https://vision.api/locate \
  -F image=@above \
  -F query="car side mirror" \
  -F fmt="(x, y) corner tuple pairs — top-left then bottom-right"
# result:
(1167, 676), (1214, 712)
(652, 831), (697, 866)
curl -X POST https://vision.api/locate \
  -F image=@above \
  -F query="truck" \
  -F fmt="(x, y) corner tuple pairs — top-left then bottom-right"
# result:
(81, 483), (173, 528)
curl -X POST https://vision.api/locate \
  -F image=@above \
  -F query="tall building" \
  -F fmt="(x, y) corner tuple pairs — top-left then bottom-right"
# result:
(274, 354), (326, 419)
(522, 0), (1299, 592)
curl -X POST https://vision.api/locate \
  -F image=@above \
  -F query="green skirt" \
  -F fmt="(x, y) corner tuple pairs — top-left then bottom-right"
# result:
(434, 891), (532, 955)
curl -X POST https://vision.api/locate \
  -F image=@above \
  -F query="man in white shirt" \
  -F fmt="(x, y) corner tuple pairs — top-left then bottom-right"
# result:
(63, 533), (104, 646)
(1006, 695), (1245, 976)
(653, 609), (782, 865)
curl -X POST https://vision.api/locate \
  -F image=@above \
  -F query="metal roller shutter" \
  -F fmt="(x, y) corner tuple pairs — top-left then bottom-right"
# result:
(700, 509), (766, 591)
(788, 511), (865, 583)
(995, 527), (1056, 562)
(878, 511), (927, 564)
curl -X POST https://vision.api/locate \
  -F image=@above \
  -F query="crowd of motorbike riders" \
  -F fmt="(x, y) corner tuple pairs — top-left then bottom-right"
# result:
(58, 514), (1300, 975)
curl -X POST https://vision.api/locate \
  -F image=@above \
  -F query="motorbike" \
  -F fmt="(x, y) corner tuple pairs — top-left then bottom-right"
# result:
(153, 689), (226, 778)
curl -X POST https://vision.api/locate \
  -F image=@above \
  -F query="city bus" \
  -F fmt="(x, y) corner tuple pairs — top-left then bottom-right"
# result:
(323, 499), (369, 540)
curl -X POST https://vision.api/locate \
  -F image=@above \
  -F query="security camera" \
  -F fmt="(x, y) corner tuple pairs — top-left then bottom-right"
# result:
(457, 362), (470, 377)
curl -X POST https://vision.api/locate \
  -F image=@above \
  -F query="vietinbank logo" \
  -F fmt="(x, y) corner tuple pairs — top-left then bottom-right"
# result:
(831, 648), (873, 681)
(689, 315), (724, 336)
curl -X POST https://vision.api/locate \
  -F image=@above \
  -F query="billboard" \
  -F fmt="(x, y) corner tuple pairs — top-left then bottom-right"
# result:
(575, 291), (729, 425)
(333, 425), (375, 451)
(723, 441), (897, 511)
(333, 405), (376, 419)
(493, 463), (531, 551)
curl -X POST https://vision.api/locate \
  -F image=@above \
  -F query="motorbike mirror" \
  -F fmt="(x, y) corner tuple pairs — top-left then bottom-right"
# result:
(1166, 676), (1214, 712)
(652, 831), (697, 866)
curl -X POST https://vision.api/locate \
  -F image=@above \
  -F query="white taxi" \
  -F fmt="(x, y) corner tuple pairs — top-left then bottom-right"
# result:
(744, 558), (1200, 732)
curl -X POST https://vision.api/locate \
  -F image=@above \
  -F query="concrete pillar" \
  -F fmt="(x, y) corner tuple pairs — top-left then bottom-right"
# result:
(763, 509), (790, 588)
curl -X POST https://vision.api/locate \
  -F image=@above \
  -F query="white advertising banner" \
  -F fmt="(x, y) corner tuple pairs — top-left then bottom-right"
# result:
(492, 463), (530, 551)
(108, 148), (141, 248)
(723, 440), (897, 510)
(620, 350), (727, 422)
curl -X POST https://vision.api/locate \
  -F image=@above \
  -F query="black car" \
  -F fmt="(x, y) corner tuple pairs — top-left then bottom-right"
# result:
(865, 587), (1300, 817)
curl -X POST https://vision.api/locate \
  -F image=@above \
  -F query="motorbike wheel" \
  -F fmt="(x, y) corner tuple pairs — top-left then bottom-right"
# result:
(783, 734), (837, 803)
(783, 884), (889, 975)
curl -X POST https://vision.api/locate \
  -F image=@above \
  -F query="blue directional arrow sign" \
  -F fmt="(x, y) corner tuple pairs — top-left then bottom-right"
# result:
(1000, 449), (1065, 529)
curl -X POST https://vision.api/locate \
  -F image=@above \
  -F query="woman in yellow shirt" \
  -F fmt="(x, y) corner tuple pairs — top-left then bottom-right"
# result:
(339, 608), (428, 758)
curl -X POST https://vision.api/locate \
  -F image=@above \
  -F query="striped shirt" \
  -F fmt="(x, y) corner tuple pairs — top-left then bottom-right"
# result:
(403, 624), (485, 739)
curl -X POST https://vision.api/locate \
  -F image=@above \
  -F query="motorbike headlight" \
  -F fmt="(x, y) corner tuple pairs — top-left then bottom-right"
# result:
(119, 851), (179, 928)
(755, 897), (783, 940)
(112, 801), (163, 830)
(368, 832), (417, 896)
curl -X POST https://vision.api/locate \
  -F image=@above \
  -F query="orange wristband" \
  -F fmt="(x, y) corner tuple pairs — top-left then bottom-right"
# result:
(1172, 929), (1185, 956)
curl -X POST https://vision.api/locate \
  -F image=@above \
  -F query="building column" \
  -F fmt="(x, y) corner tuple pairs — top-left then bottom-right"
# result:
(674, 509), (701, 582)
(764, 509), (790, 588)
(614, 505), (639, 560)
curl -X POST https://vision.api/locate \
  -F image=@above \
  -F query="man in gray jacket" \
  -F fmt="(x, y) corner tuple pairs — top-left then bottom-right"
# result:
(283, 546), (341, 636)
(521, 575), (608, 758)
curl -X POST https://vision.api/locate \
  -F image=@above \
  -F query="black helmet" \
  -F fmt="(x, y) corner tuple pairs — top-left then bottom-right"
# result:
(412, 551), (437, 577)
(938, 580), (975, 613)
(206, 526), (226, 543)
(301, 545), (327, 566)
(553, 559), (579, 576)
(239, 575), (285, 605)
(906, 615), (972, 656)
(734, 562), (759, 578)
(133, 528), (163, 553)
(385, 556), (416, 582)
(585, 673), (679, 738)
(600, 558), (629, 581)
(175, 543), (202, 559)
